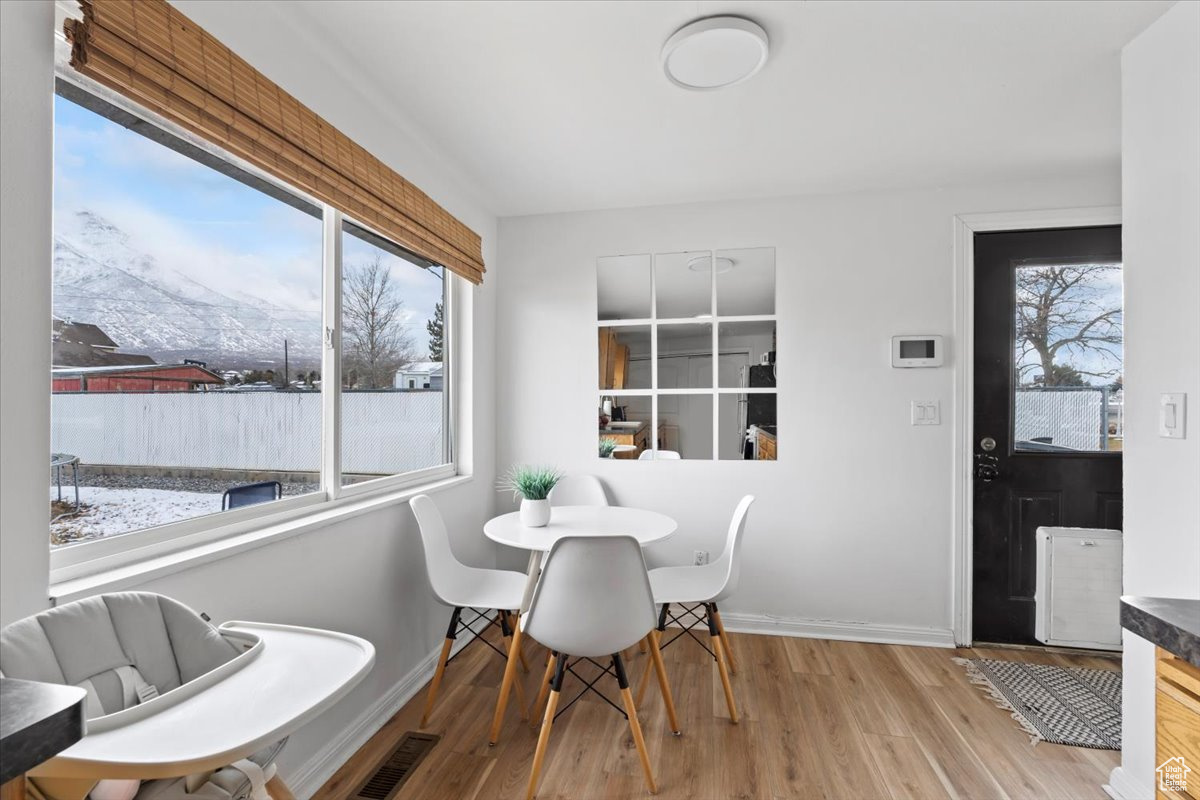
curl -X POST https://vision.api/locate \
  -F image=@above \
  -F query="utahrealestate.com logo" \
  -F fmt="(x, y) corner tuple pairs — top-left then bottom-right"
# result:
(1158, 756), (1191, 793)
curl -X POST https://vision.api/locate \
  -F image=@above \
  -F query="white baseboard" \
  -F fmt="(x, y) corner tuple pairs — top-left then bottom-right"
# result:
(1103, 767), (1152, 800)
(719, 611), (957, 649)
(287, 636), (469, 799)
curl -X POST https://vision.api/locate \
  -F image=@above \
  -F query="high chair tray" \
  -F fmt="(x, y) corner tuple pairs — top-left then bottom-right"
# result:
(30, 621), (374, 780)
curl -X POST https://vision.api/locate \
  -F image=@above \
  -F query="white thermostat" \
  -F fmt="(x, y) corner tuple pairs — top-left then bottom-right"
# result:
(891, 335), (944, 368)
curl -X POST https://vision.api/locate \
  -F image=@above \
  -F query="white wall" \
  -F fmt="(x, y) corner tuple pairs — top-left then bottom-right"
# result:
(496, 173), (1120, 642)
(0, 0), (500, 792)
(1113, 3), (1200, 797)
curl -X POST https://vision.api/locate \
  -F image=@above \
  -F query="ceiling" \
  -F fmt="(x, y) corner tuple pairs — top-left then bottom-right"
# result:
(191, 1), (1170, 217)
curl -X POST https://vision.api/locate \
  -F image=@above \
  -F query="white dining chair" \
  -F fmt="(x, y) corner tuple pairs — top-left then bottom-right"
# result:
(639, 449), (681, 460)
(548, 474), (654, 663)
(548, 474), (610, 506)
(410, 494), (529, 728)
(509, 535), (678, 800)
(636, 495), (754, 723)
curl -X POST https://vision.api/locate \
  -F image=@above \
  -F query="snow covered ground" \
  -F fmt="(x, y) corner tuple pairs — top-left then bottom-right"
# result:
(51, 485), (221, 543)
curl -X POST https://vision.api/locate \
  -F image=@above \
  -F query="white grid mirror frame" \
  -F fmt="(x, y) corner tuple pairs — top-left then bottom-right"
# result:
(597, 248), (777, 460)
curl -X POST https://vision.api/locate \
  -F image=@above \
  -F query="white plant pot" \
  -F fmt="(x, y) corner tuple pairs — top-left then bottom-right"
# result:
(520, 498), (551, 527)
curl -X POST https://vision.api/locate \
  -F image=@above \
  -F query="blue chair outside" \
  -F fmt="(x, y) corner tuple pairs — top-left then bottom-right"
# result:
(222, 480), (282, 511)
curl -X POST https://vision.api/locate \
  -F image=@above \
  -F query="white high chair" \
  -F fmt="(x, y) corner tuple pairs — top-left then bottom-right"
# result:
(0, 592), (373, 800)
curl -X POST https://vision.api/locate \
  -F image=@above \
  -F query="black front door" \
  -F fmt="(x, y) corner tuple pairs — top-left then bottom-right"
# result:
(972, 226), (1123, 645)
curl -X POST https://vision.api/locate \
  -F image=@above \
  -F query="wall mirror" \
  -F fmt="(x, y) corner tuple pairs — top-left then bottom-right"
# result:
(597, 248), (777, 461)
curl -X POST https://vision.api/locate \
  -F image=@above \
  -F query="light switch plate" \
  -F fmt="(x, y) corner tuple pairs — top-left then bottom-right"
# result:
(911, 400), (941, 426)
(1160, 393), (1187, 439)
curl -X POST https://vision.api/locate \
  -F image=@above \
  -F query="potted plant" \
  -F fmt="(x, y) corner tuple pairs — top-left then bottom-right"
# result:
(599, 437), (618, 459)
(499, 465), (561, 527)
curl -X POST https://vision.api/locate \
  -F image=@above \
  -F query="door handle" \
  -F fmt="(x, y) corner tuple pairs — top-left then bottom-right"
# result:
(975, 452), (1000, 482)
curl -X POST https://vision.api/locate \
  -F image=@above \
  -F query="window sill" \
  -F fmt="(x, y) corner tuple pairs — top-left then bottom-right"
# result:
(49, 473), (472, 606)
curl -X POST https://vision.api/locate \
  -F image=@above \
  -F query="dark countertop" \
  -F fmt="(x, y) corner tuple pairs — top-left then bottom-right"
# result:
(0, 678), (87, 783)
(1120, 596), (1200, 668)
(599, 420), (649, 435)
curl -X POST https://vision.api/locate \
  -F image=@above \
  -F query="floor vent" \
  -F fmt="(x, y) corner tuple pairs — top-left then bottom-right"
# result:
(351, 731), (440, 800)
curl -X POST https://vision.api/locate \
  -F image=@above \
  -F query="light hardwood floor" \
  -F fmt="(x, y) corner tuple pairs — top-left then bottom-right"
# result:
(313, 630), (1120, 800)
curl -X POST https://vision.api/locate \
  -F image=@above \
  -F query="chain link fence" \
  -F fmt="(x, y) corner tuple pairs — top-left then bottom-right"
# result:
(1014, 387), (1112, 451)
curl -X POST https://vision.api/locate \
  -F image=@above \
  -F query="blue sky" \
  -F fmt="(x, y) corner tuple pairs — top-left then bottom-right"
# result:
(54, 94), (443, 344)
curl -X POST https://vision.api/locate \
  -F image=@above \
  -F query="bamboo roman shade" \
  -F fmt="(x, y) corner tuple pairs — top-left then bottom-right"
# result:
(65, 0), (485, 284)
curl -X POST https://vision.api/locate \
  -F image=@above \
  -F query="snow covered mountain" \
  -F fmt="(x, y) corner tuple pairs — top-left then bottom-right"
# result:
(53, 211), (321, 370)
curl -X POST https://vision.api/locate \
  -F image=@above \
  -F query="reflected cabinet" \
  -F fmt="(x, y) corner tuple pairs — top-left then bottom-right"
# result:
(597, 249), (777, 461)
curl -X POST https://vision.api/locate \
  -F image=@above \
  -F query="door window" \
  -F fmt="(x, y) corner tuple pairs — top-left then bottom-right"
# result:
(1013, 260), (1123, 453)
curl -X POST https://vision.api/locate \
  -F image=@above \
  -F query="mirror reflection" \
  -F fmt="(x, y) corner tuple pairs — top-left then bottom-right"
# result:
(596, 247), (777, 461)
(598, 325), (650, 391)
(598, 254), (651, 320)
(656, 394), (712, 459)
(655, 251), (713, 319)
(718, 321), (776, 388)
(657, 323), (713, 389)
(719, 395), (776, 460)
(716, 247), (775, 316)
(599, 395), (654, 459)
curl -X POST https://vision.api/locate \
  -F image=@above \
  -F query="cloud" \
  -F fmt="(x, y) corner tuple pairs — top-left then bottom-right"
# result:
(54, 93), (443, 325)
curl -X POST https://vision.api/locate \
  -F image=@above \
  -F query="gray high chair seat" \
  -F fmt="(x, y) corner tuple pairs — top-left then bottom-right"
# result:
(0, 592), (284, 800)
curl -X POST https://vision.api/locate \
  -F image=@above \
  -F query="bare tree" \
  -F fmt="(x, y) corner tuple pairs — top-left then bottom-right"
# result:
(1015, 263), (1122, 387)
(342, 255), (415, 389)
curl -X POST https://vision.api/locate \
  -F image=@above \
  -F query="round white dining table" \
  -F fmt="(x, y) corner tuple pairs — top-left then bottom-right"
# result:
(484, 505), (677, 611)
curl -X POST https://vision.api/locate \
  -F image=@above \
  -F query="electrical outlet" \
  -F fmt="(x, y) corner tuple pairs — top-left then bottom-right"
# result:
(693, 550), (708, 566)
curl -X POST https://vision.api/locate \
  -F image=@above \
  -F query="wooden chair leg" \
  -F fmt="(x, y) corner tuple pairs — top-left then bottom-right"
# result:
(711, 606), (737, 675)
(530, 650), (556, 727)
(506, 611), (531, 673)
(638, 637), (648, 654)
(615, 654), (657, 795)
(635, 603), (669, 706)
(265, 775), (296, 800)
(499, 617), (529, 722)
(489, 622), (525, 744)
(634, 629), (657, 706)
(707, 605), (738, 723)
(420, 607), (461, 727)
(646, 632), (681, 735)
(526, 654), (565, 800)
(420, 637), (455, 727)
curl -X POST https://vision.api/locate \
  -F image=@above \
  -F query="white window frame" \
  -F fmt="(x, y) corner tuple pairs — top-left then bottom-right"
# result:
(335, 212), (457, 501)
(598, 249), (777, 460)
(48, 71), (459, 581)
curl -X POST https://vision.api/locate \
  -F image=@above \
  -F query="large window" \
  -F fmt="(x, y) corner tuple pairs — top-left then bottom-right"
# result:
(50, 82), (455, 557)
(341, 222), (448, 485)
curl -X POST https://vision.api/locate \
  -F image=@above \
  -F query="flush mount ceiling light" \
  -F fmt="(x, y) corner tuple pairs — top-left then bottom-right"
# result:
(688, 255), (736, 273)
(662, 16), (769, 91)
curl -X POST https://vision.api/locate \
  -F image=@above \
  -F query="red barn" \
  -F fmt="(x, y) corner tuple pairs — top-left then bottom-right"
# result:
(52, 364), (226, 393)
